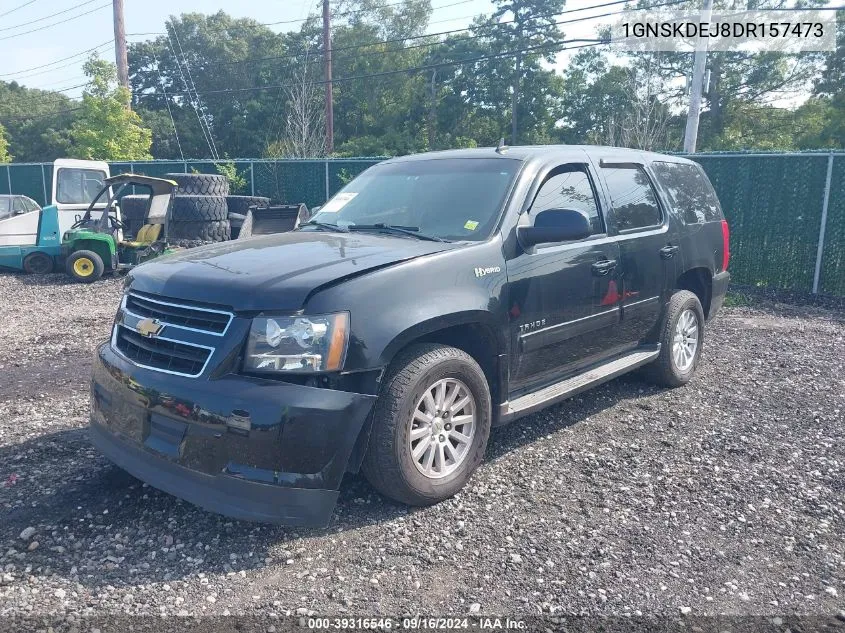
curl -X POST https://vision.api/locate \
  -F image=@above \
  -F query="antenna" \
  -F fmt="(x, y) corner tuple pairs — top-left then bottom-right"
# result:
(495, 138), (508, 154)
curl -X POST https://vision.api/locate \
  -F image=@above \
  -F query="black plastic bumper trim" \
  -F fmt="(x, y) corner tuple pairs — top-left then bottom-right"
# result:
(89, 423), (339, 527)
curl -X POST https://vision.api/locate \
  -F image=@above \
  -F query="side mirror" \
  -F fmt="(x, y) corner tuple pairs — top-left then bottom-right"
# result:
(517, 208), (591, 248)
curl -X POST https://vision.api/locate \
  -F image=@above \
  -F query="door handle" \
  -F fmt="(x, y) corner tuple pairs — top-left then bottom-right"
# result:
(591, 259), (617, 276)
(660, 245), (679, 259)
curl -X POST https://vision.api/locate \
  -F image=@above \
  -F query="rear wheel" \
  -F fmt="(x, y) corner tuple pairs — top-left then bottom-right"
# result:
(22, 252), (54, 274)
(66, 250), (104, 283)
(362, 344), (491, 506)
(641, 290), (705, 387)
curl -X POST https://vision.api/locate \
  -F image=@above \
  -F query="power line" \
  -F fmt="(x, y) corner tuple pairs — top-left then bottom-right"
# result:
(0, 0), (102, 32)
(0, 39), (114, 77)
(0, 2), (111, 41)
(138, 38), (607, 100)
(126, 0), (478, 37)
(0, 0), (39, 18)
(152, 53), (185, 162)
(166, 28), (218, 160)
(171, 23), (219, 160)
(0, 107), (83, 123)
(210, 0), (653, 69)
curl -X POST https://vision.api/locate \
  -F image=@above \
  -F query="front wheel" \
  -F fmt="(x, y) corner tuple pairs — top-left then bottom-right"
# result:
(641, 290), (705, 387)
(362, 344), (491, 506)
(66, 250), (104, 284)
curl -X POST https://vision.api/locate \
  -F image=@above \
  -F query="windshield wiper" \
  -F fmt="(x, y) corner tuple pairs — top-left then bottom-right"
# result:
(347, 223), (447, 242)
(299, 220), (349, 233)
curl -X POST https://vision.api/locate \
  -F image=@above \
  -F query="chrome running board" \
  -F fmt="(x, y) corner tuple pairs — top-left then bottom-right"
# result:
(499, 346), (660, 424)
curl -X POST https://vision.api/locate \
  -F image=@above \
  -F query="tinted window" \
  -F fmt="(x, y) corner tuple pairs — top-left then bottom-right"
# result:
(531, 167), (603, 234)
(309, 158), (520, 241)
(651, 161), (722, 224)
(601, 165), (662, 231)
(56, 168), (106, 204)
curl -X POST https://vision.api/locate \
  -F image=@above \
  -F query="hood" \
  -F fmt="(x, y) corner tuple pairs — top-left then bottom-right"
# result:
(127, 231), (456, 312)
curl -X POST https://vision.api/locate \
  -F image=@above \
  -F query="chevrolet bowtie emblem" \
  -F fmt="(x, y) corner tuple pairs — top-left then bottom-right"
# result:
(136, 318), (164, 338)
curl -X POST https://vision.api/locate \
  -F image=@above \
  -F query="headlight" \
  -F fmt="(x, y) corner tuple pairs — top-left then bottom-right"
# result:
(244, 313), (349, 374)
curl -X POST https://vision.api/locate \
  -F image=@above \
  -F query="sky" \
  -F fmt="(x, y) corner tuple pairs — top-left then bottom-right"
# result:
(1, 0), (613, 100)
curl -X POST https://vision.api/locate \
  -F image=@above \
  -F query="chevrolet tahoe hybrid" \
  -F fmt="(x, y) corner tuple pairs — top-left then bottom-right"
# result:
(89, 146), (731, 526)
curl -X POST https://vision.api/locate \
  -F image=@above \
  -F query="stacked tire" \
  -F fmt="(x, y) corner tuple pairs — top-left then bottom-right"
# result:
(225, 195), (270, 239)
(164, 173), (231, 243)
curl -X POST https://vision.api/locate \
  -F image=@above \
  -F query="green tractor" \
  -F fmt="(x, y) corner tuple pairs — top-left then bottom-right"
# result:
(62, 174), (178, 283)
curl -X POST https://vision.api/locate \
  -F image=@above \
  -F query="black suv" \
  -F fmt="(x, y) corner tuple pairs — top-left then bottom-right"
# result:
(90, 146), (730, 526)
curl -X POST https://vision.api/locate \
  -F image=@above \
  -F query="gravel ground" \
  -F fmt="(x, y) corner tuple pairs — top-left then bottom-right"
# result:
(0, 272), (843, 626)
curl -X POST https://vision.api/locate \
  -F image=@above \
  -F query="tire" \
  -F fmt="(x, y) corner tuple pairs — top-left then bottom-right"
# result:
(362, 343), (492, 506)
(171, 195), (228, 222)
(164, 173), (229, 197)
(169, 219), (231, 242)
(226, 195), (270, 215)
(119, 195), (148, 222)
(641, 290), (705, 388)
(66, 250), (104, 283)
(22, 252), (54, 274)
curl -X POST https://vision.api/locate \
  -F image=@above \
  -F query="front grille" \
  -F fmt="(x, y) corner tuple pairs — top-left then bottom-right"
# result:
(115, 325), (211, 377)
(125, 293), (231, 335)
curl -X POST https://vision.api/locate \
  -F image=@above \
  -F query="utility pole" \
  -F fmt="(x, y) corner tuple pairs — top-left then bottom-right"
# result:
(511, 6), (522, 145)
(322, 0), (334, 155)
(112, 0), (129, 91)
(428, 70), (437, 149)
(683, 0), (713, 153)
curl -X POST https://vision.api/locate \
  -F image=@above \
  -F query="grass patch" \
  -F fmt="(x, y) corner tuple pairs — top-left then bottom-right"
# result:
(723, 290), (755, 307)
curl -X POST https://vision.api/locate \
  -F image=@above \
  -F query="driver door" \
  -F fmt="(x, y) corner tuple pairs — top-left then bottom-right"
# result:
(507, 163), (623, 395)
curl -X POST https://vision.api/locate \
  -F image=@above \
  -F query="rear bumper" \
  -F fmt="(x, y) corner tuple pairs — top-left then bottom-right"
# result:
(90, 342), (377, 526)
(709, 270), (731, 319)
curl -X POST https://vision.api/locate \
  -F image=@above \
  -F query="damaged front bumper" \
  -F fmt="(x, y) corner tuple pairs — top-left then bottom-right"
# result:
(90, 342), (377, 526)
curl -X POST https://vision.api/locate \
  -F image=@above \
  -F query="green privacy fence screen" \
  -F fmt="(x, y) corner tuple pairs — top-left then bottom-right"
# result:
(3, 152), (844, 296)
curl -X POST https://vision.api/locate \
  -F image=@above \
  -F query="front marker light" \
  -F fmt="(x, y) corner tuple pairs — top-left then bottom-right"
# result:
(244, 312), (349, 374)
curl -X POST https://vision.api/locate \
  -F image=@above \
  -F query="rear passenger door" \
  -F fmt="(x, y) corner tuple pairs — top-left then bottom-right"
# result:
(594, 159), (678, 344)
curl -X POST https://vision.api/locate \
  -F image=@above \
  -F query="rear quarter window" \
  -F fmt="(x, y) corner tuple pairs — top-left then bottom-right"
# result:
(651, 161), (723, 224)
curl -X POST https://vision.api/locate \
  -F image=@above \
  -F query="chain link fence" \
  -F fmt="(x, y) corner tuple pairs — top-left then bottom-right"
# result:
(2, 153), (843, 296)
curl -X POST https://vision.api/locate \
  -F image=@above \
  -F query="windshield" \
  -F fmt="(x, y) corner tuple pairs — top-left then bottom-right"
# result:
(308, 158), (521, 241)
(56, 168), (107, 204)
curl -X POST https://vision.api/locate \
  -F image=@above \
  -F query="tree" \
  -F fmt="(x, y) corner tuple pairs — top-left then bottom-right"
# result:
(266, 49), (326, 158)
(0, 81), (76, 161)
(0, 123), (11, 162)
(487, 0), (566, 143)
(68, 56), (152, 161)
(806, 12), (845, 148)
(130, 12), (292, 159)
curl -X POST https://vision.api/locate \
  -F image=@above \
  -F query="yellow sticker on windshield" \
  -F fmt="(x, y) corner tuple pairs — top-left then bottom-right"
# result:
(464, 220), (479, 231)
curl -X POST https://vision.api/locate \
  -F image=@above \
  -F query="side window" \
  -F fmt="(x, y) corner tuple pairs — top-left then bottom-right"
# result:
(56, 168), (106, 204)
(24, 197), (39, 212)
(12, 197), (26, 214)
(651, 161), (722, 224)
(530, 166), (603, 235)
(600, 165), (662, 231)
